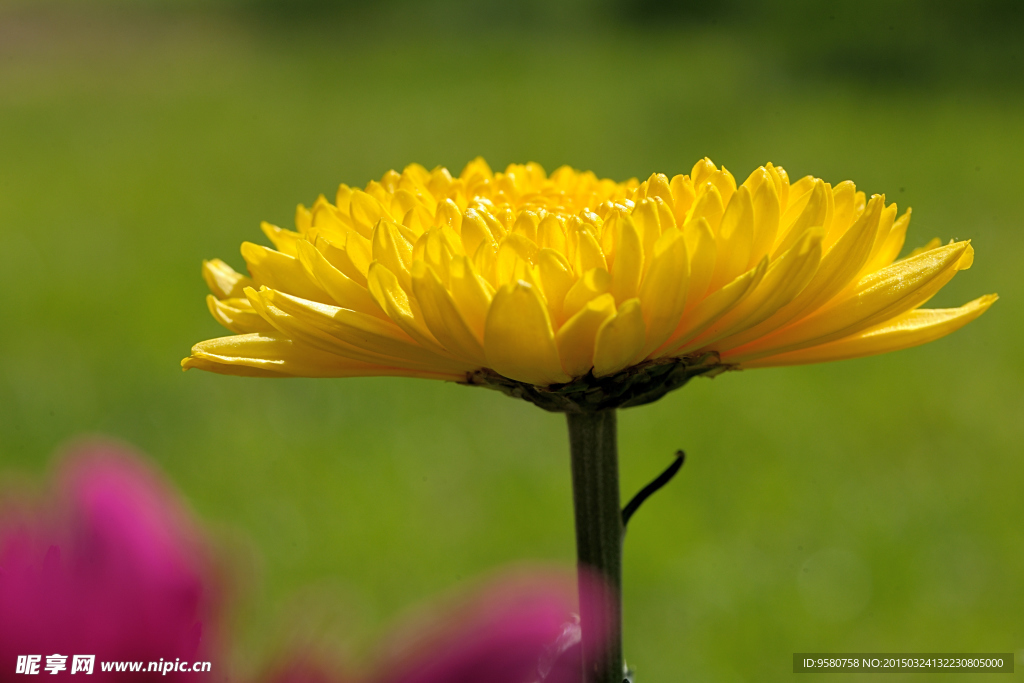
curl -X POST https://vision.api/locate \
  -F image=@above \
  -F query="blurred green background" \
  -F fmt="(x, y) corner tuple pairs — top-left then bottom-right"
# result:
(1, 0), (1021, 680)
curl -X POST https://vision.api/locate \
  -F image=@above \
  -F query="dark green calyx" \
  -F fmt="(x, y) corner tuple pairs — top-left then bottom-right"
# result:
(460, 352), (733, 413)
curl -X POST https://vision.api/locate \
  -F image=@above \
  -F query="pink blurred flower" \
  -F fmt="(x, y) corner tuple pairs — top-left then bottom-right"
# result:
(0, 441), (608, 683)
(266, 569), (609, 683)
(0, 442), (220, 681)
(262, 658), (345, 683)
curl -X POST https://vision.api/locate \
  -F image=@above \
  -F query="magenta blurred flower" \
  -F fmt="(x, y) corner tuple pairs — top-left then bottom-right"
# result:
(262, 658), (345, 683)
(267, 569), (609, 683)
(0, 441), (607, 683)
(376, 569), (610, 683)
(0, 442), (220, 681)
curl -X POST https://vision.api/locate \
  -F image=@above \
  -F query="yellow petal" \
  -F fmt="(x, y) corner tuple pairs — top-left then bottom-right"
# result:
(448, 255), (494, 345)
(863, 207), (910, 274)
(240, 242), (331, 304)
(653, 196), (677, 233)
(688, 228), (823, 353)
(706, 167), (737, 207)
(413, 226), (461, 286)
(478, 207), (508, 240)
(819, 182), (835, 236)
(347, 229), (374, 272)
(430, 167), (456, 201)
(497, 234), (539, 283)
(766, 162), (790, 213)
(644, 172), (673, 204)
(307, 200), (352, 242)
(473, 240), (499, 289)
(824, 180), (858, 250)
(366, 262), (450, 357)
(556, 293), (617, 377)
(574, 229), (607, 275)
(380, 169), (401, 194)
(183, 332), (460, 380)
(537, 214), (567, 253)
(686, 182), (724, 235)
(245, 287), (456, 372)
(460, 209), (495, 256)
(669, 174), (695, 221)
(206, 295), (274, 334)
(580, 209), (603, 234)
(728, 241), (975, 362)
(460, 156), (494, 182)
(484, 281), (571, 385)
(905, 236), (942, 259)
(315, 231), (371, 286)
(401, 203), (433, 233)
(637, 227), (689, 357)
(797, 195), (883, 312)
(691, 157), (716, 186)
(682, 217), (716, 309)
(786, 175), (816, 211)
(350, 190), (390, 238)
(364, 180), (389, 204)
(512, 210), (540, 242)
(709, 185), (754, 292)
(435, 198), (463, 233)
(535, 248), (576, 326)
(372, 219), (415, 293)
(562, 267), (612, 322)
(659, 258), (768, 356)
(631, 199), (663, 264)
(593, 298), (646, 377)
(740, 165), (767, 192)
(334, 183), (352, 213)
(739, 294), (997, 368)
(609, 213), (643, 304)
(852, 199), (897, 279)
(202, 258), (252, 299)
(295, 240), (385, 319)
(260, 221), (303, 256)
(410, 261), (487, 365)
(748, 171), (780, 268)
(295, 204), (312, 233)
(713, 197), (881, 352)
(774, 178), (826, 257)
(259, 287), (470, 372)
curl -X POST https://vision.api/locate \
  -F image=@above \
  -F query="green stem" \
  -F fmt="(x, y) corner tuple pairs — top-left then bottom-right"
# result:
(566, 410), (623, 683)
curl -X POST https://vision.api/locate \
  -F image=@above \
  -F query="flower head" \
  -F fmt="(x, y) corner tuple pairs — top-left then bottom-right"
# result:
(184, 158), (994, 410)
(0, 442), (220, 680)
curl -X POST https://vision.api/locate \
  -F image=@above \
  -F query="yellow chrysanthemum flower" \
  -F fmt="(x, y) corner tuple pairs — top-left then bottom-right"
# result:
(183, 157), (995, 410)
(182, 156), (997, 682)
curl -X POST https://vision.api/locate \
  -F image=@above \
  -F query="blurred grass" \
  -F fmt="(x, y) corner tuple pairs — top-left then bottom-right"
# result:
(0, 3), (1021, 681)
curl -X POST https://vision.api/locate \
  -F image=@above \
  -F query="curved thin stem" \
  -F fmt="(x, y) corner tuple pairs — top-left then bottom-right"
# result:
(621, 450), (685, 533)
